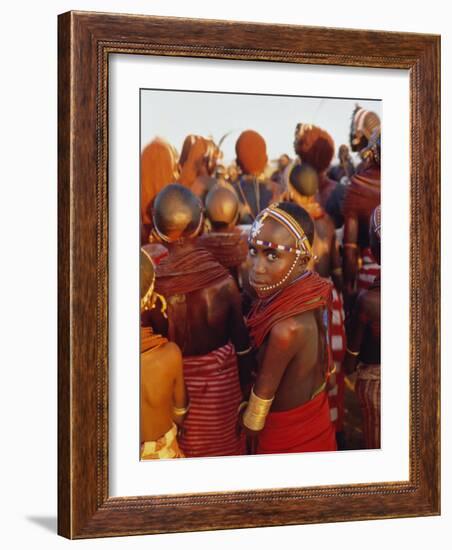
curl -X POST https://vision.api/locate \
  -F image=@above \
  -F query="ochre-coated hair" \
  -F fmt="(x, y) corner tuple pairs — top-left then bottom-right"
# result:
(178, 135), (219, 186)
(294, 124), (335, 174)
(235, 130), (268, 176)
(141, 138), (177, 224)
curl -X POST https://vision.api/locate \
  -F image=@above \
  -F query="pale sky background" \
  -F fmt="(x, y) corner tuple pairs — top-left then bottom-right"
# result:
(141, 89), (381, 166)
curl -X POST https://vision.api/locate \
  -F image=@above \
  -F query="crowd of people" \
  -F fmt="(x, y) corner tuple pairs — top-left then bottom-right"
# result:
(139, 104), (381, 460)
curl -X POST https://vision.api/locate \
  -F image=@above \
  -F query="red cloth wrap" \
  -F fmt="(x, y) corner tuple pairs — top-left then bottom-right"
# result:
(342, 165), (380, 218)
(179, 342), (244, 457)
(247, 271), (333, 349)
(257, 391), (337, 453)
(155, 247), (231, 297)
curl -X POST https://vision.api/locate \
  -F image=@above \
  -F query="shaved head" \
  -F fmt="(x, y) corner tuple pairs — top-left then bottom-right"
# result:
(205, 185), (239, 227)
(153, 183), (203, 242)
(289, 163), (319, 198)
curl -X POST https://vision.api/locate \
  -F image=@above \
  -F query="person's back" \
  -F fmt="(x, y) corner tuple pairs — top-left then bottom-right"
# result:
(147, 183), (252, 457)
(140, 249), (187, 460)
(256, 309), (327, 412)
(141, 341), (185, 442)
(150, 257), (243, 356)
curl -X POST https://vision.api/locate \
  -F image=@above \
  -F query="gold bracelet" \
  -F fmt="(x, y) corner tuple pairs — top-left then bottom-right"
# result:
(332, 267), (343, 274)
(237, 401), (248, 414)
(344, 242), (358, 249)
(236, 345), (252, 356)
(173, 402), (190, 416)
(242, 387), (274, 431)
(346, 347), (360, 357)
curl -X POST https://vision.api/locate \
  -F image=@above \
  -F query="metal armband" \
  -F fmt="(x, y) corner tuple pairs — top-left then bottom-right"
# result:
(242, 387), (274, 431)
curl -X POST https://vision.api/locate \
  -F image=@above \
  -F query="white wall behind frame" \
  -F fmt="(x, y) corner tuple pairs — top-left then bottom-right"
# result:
(0, 1), (449, 549)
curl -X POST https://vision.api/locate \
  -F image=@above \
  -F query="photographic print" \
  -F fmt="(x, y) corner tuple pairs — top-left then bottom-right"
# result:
(139, 89), (382, 460)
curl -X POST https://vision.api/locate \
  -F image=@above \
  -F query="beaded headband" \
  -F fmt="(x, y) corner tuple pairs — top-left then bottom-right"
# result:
(248, 204), (315, 259)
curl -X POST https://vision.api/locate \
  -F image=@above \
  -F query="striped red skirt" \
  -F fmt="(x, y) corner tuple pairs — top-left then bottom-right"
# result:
(179, 342), (244, 458)
(358, 247), (380, 290)
(328, 285), (346, 432)
(355, 363), (381, 449)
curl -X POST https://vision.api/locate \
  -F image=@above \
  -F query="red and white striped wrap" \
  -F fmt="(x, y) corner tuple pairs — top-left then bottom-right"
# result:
(355, 363), (381, 449)
(328, 285), (346, 431)
(179, 342), (244, 458)
(358, 247), (380, 290)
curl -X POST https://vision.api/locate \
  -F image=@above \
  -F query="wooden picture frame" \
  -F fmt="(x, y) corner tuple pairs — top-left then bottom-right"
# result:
(58, 11), (440, 538)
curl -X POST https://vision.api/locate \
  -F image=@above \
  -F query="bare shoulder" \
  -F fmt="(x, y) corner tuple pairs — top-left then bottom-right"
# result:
(217, 274), (241, 302)
(269, 316), (304, 350)
(160, 341), (183, 362)
(142, 341), (183, 372)
(222, 274), (239, 293)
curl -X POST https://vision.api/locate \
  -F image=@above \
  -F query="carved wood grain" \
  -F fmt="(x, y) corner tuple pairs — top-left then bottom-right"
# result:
(58, 11), (440, 538)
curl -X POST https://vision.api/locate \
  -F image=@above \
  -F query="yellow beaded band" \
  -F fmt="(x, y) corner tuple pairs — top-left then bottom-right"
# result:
(242, 387), (274, 431)
(173, 403), (190, 416)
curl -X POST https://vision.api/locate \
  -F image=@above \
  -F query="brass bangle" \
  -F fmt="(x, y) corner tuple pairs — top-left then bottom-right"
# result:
(242, 387), (274, 431)
(332, 267), (342, 274)
(344, 242), (358, 249)
(173, 402), (190, 416)
(346, 347), (360, 357)
(237, 347), (252, 356)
